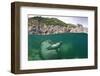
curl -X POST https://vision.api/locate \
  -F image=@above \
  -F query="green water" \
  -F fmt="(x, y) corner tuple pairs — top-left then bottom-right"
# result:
(28, 33), (88, 60)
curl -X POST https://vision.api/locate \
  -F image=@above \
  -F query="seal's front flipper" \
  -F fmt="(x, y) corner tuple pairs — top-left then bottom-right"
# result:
(47, 41), (62, 50)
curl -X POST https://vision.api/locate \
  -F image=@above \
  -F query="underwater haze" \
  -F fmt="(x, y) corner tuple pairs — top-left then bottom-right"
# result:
(28, 33), (88, 60)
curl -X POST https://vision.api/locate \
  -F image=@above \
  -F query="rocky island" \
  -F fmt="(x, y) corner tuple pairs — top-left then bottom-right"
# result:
(28, 16), (88, 35)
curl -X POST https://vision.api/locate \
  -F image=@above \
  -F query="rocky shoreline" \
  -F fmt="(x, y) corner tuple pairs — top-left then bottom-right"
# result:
(28, 16), (88, 35)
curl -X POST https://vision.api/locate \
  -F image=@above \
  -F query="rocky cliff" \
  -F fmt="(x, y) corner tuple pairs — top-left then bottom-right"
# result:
(28, 16), (88, 35)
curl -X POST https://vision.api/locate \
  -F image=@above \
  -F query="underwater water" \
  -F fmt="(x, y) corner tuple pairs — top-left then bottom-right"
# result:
(28, 33), (88, 60)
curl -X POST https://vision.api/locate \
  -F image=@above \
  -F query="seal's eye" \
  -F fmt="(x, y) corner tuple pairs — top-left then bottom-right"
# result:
(48, 40), (52, 44)
(49, 41), (53, 44)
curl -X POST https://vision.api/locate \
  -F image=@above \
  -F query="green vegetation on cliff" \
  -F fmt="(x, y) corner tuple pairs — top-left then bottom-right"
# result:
(28, 16), (76, 28)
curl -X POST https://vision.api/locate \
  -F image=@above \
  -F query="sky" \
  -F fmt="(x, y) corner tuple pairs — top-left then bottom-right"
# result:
(28, 14), (88, 28)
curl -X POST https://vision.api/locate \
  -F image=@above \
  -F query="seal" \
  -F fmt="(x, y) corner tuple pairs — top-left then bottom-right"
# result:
(40, 40), (62, 59)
